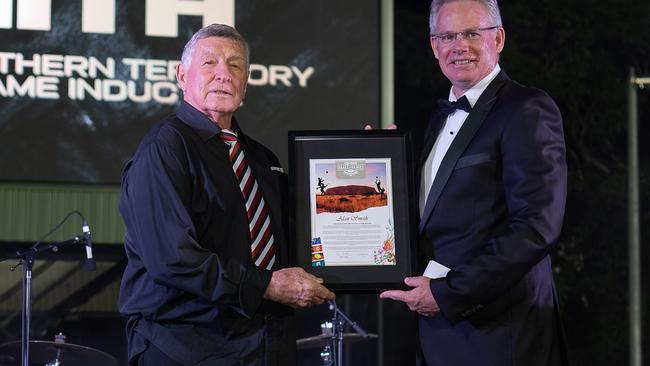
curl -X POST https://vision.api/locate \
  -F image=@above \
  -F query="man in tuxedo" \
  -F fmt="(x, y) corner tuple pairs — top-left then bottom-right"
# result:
(380, 1), (568, 365)
(119, 24), (335, 365)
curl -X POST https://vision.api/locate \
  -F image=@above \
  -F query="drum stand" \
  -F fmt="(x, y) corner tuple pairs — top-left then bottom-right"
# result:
(1, 235), (89, 366)
(325, 300), (369, 366)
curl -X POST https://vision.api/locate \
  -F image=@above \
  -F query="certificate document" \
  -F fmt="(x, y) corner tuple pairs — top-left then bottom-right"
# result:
(290, 130), (416, 292)
(309, 158), (396, 266)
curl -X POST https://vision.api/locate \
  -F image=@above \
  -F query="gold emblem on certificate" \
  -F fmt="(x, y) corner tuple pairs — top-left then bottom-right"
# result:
(309, 158), (395, 267)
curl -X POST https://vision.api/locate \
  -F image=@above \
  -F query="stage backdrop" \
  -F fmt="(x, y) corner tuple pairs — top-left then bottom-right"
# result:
(0, 0), (380, 183)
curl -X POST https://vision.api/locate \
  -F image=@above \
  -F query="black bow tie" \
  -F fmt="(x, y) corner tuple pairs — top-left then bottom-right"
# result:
(437, 96), (472, 115)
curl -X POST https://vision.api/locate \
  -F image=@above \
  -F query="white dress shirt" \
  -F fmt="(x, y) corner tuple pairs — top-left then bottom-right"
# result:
(419, 65), (502, 215)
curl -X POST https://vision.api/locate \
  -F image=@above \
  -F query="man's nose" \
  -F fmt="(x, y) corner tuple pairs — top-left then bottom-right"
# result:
(452, 38), (470, 53)
(214, 62), (232, 82)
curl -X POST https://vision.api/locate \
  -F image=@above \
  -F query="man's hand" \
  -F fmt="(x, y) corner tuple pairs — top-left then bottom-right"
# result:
(379, 276), (440, 317)
(264, 267), (336, 308)
(363, 123), (398, 130)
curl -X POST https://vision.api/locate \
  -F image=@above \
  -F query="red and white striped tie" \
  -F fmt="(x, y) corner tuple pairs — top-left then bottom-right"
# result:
(219, 129), (276, 270)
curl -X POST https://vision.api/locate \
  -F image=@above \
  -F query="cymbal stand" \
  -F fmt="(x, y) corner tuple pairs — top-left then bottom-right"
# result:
(1, 236), (87, 366)
(20, 250), (34, 366)
(327, 300), (368, 366)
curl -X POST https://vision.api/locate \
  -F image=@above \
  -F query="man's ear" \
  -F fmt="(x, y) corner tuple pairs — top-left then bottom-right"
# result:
(176, 63), (186, 92)
(430, 37), (439, 59)
(242, 68), (250, 97)
(495, 27), (506, 54)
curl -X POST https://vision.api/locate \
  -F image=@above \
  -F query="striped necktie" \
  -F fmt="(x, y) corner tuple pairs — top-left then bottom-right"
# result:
(219, 129), (276, 270)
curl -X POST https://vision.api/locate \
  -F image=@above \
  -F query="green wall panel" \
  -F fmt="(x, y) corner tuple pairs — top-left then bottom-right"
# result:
(0, 182), (124, 244)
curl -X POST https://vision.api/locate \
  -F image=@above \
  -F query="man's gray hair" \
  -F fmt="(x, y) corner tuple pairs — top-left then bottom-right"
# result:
(429, 0), (502, 35)
(180, 24), (250, 70)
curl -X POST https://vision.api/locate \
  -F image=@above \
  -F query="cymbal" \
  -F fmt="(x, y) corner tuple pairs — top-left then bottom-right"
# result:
(0, 340), (116, 366)
(296, 332), (378, 350)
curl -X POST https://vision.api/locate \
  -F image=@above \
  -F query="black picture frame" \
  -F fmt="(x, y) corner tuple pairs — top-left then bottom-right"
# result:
(288, 130), (418, 293)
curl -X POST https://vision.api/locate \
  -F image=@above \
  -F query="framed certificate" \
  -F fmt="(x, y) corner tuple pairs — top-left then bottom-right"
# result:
(288, 130), (417, 293)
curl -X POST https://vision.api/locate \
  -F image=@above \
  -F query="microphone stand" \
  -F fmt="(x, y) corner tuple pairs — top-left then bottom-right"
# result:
(0, 235), (87, 366)
(327, 300), (369, 366)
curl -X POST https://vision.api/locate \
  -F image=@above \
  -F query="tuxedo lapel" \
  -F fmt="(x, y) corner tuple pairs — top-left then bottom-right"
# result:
(419, 72), (508, 233)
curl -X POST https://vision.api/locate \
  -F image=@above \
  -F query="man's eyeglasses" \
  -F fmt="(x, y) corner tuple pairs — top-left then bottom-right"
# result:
(431, 26), (500, 44)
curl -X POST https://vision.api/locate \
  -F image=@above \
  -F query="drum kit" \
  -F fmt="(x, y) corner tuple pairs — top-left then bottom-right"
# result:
(0, 211), (110, 366)
(0, 305), (372, 366)
(296, 300), (378, 366)
(0, 333), (116, 366)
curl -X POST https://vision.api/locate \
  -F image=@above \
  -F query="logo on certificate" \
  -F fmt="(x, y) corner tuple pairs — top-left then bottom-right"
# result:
(311, 238), (326, 266)
(336, 160), (366, 179)
(311, 251), (326, 266)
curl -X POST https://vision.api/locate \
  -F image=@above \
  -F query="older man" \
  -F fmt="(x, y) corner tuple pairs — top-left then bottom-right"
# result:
(119, 24), (334, 365)
(381, 1), (569, 365)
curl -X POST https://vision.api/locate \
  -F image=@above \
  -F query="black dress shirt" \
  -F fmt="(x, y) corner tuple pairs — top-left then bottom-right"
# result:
(118, 101), (294, 365)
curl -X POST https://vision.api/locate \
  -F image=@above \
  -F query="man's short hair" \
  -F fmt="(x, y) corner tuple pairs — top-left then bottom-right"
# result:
(429, 0), (503, 35)
(180, 24), (250, 70)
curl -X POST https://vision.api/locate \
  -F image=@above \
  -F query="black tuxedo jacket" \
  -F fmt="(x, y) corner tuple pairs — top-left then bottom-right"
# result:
(415, 71), (569, 366)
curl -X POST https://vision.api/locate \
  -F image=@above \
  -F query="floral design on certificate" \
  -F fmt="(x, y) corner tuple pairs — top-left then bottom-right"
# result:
(373, 220), (395, 265)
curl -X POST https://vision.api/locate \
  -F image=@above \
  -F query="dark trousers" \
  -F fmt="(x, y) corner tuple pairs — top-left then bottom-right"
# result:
(138, 343), (183, 366)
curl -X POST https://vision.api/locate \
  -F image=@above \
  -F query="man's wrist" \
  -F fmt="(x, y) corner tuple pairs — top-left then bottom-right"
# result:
(239, 264), (273, 317)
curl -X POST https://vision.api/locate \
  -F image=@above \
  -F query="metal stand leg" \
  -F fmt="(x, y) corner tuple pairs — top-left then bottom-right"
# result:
(327, 300), (368, 366)
(21, 255), (34, 366)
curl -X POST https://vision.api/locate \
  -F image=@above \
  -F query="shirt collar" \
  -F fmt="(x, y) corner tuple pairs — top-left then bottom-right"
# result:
(448, 64), (501, 107)
(176, 101), (239, 142)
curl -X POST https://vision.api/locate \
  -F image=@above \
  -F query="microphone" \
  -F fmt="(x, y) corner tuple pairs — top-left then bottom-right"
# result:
(82, 219), (96, 271)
